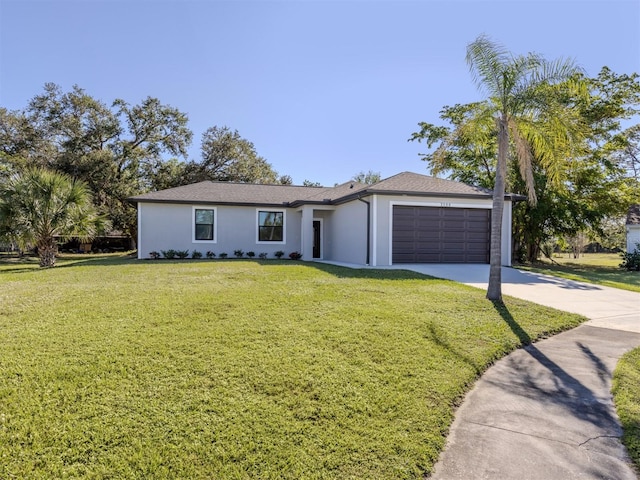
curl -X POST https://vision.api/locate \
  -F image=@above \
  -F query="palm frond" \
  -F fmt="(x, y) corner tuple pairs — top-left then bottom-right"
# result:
(510, 56), (584, 113)
(536, 57), (585, 85)
(508, 118), (537, 205)
(466, 35), (510, 99)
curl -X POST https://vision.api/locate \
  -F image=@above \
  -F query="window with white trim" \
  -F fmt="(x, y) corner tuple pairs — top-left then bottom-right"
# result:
(257, 210), (285, 243)
(194, 207), (216, 242)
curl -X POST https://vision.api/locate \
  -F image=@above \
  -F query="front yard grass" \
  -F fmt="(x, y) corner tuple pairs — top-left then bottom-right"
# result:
(0, 255), (584, 478)
(519, 253), (640, 293)
(613, 348), (640, 472)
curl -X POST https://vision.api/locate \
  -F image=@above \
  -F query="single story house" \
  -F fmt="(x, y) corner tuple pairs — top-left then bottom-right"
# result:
(129, 171), (518, 266)
(627, 204), (640, 253)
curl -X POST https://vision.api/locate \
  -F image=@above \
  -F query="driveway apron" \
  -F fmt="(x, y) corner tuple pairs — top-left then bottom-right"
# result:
(390, 264), (640, 479)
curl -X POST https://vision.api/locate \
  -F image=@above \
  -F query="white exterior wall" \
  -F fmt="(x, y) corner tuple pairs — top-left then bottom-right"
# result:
(300, 206), (314, 261)
(627, 225), (640, 253)
(136, 196), (514, 266)
(327, 200), (368, 265)
(137, 203), (301, 259)
(501, 200), (513, 266)
(370, 195), (513, 267)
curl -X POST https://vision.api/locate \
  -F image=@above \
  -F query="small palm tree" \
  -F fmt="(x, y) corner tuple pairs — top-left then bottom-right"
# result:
(465, 35), (585, 301)
(0, 168), (107, 267)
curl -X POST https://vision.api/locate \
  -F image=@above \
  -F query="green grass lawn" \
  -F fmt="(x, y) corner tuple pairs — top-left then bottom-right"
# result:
(519, 253), (640, 293)
(0, 255), (585, 479)
(613, 348), (640, 472)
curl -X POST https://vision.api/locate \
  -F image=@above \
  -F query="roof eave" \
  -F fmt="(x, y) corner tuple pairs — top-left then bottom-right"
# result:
(289, 200), (334, 207)
(130, 198), (293, 208)
(332, 189), (506, 204)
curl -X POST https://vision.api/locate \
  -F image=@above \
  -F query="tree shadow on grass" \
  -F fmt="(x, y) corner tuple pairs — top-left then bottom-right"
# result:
(0, 253), (139, 273)
(491, 300), (532, 345)
(0, 256), (453, 284)
(303, 261), (437, 281)
(424, 322), (485, 377)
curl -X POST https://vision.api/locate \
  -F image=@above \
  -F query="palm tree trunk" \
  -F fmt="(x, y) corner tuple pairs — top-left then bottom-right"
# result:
(486, 117), (509, 302)
(38, 240), (58, 268)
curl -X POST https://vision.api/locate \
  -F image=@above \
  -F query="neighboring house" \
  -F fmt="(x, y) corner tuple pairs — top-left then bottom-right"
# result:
(58, 231), (131, 253)
(627, 204), (640, 253)
(129, 172), (518, 266)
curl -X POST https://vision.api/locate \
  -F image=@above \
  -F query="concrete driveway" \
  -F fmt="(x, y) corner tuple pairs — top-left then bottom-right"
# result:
(388, 264), (640, 479)
(393, 264), (640, 333)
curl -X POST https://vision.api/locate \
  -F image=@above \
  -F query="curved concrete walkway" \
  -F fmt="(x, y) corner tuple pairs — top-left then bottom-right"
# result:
(397, 265), (640, 479)
(320, 262), (640, 478)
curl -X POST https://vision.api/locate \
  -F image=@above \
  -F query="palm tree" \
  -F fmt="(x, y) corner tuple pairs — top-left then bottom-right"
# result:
(465, 35), (584, 301)
(0, 168), (106, 267)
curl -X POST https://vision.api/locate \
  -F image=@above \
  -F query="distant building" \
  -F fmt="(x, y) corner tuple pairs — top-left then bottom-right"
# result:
(626, 204), (640, 252)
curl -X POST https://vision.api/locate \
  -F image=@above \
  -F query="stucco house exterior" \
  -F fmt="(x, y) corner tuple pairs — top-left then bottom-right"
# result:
(627, 204), (640, 253)
(129, 171), (517, 266)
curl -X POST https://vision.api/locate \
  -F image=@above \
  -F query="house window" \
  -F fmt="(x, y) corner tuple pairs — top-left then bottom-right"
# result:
(258, 210), (285, 242)
(194, 208), (216, 241)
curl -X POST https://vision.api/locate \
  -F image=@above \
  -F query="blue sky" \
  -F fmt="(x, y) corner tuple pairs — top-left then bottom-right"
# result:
(1, 0), (639, 186)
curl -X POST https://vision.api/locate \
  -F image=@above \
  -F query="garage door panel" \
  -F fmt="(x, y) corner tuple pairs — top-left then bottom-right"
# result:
(442, 231), (466, 241)
(468, 253), (490, 262)
(467, 210), (488, 218)
(467, 240), (489, 248)
(414, 254), (442, 262)
(417, 218), (440, 227)
(392, 206), (489, 264)
(467, 231), (489, 241)
(394, 231), (415, 241)
(416, 232), (441, 241)
(416, 208), (440, 217)
(441, 254), (468, 263)
(442, 209), (465, 217)
(467, 246), (489, 254)
(467, 216), (489, 225)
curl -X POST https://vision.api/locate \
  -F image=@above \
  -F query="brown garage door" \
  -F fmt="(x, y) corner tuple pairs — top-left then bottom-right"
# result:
(392, 206), (490, 263)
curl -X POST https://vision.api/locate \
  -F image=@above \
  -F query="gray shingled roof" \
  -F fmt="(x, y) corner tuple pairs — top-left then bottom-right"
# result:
(628, 204), (640, 225)
(129, 181), (327, 206)
(368, 172), (492, 196)
(129, 172), (501, 206)
(291, 181), (369, 204)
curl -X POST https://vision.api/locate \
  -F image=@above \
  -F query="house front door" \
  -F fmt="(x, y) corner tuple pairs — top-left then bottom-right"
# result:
(313, 220), (321, 258)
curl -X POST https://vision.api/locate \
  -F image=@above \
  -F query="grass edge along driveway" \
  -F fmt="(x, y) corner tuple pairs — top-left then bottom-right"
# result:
(518, 253), (640, 293)
(0, 256), (585, 479)
(613, 344), (640, 472)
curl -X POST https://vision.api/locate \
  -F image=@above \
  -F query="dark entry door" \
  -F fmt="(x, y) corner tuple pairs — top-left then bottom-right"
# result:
(313, 220), (321, 258)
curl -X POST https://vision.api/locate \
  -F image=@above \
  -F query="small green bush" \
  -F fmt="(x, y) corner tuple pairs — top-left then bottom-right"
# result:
(258, 252), (268, 259)
(219, 252), (228, 258)
(274, 250), (285, 259)
(246, 251), (255, 258)
(191, 250), (203, 259)
(234, 249), (244, 258)
(161, 249), (177, 259)
(289, 251), (302, 260)
(149, 251), (160, 260)
(620, 244), (640, 271)
(206, 251), (216, 259)
(176, 250), (190, 259)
